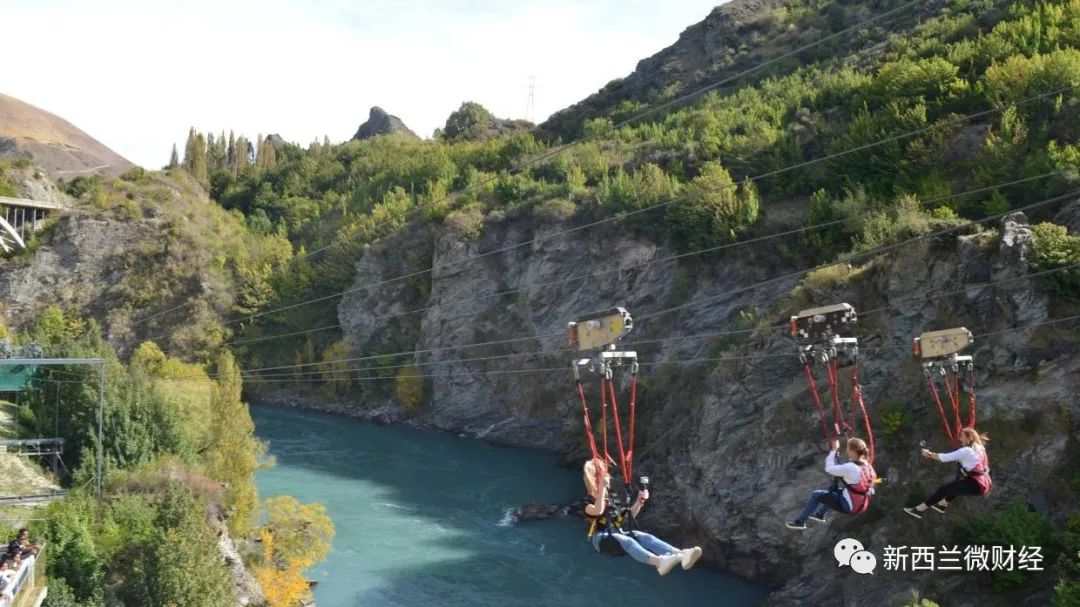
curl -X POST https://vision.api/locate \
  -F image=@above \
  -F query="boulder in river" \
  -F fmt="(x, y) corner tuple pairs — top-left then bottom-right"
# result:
(513, 498), (589, 523)
(513, 502), (560, 522)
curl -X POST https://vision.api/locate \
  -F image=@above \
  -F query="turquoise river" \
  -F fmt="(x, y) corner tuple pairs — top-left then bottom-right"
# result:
(254, 406), (766, 606)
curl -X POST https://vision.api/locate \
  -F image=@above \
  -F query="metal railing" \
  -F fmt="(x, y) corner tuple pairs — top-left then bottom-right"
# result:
(0, 543), (46, 607)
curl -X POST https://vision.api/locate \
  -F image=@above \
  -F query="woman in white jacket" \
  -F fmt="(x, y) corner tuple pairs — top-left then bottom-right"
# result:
(904, 427), (991, 518)
(786, 437), (876, 530)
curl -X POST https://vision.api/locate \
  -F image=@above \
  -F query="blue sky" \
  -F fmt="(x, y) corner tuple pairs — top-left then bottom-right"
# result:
(3, 0), (723, 168)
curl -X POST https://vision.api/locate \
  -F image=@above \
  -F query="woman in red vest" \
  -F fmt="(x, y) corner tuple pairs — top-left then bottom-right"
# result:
(786, 437), (876, 530)
(904, 427), (991, 518)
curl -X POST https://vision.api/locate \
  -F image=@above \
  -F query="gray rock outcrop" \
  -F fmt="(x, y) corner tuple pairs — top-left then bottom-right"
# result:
(352, 107), (418, 141)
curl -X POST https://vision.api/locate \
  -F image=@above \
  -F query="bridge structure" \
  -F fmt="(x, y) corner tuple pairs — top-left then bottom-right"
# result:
(0, 197), (66, 253)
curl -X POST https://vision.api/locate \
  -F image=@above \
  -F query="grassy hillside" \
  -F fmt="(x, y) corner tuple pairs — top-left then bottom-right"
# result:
(0, 92), (133, 176)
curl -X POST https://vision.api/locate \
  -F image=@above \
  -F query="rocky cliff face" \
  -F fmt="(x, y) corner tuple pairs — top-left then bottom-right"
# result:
(352, 106), (418, 141)
(333, 208), (1079, 605)
(210, 507), (267, 607)
(0, 210), (223, 356)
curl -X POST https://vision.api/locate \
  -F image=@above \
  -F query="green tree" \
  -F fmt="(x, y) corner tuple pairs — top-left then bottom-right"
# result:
(204, 352), (263, 534)
(319, 340), (352, 396)
(443, 101), (494, 140)
(1032, 222), (1080, 296)
(168, 143), (179, 170)
(128, 483), (233, 607)
(262, 495), (335, 568)
(183, 128), (208, 184)
(666, 162), (756, 250)
(257, 136), (278, 172)
(45, 495), (105, 601)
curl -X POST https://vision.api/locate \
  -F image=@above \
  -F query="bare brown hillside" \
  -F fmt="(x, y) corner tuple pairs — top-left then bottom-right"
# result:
(0, 92), (133, 177)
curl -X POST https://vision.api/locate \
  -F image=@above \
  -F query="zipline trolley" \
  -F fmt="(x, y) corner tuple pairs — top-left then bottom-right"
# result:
(914, 327), (976, 447)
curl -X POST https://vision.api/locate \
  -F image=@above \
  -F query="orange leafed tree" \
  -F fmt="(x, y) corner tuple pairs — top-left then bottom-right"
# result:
(255, 530), (312, 607)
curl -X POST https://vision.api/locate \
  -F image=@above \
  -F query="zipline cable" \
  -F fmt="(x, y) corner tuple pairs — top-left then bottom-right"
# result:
(215, 85), (1075, 330)
(224, 189), (1080, 379)
(223, 170), (1064, 348)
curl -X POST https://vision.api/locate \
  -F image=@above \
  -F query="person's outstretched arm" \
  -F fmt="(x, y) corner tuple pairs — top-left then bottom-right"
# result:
(629, 489), (648, 518)
(922, 446), (973, 464)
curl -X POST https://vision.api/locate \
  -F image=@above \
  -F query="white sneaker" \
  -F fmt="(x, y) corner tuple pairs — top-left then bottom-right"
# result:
(681, 546), (703, 570)
(657, 553), (681, 576)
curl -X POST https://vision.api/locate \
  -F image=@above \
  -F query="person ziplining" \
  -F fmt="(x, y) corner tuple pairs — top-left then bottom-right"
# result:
(784, 304), (879, 530)
(568, 308), (702, 575)
(905, 329), (992, 519)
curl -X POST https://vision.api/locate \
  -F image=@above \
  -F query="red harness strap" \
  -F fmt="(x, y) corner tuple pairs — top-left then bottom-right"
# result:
(626, 372), (637, 483)
(927, 374), (957, 447)
(850, 364), (874, 465)
(944, 372), (963, 441)
(576, 380), (601, 472)
(576, 381), (598, 461)
(825, 359), (850, 436)
(606, 376), (631, 486)
(803, 363), (832, 443)
(966, 365), (977, 429)
(599, 376), (610, 470)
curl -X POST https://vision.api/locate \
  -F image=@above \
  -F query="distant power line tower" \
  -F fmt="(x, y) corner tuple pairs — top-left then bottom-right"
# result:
(524, 76), (537, 123)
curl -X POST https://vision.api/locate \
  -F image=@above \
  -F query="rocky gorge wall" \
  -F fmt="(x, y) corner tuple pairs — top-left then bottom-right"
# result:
(329, 205), (1080, 605)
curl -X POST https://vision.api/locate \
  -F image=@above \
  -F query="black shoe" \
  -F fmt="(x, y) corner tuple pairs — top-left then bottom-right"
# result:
(785, 520), (807, 530)
(930, 504), (947, 514)
(903, 507), (923, 519)
(808, 514), (828, 524)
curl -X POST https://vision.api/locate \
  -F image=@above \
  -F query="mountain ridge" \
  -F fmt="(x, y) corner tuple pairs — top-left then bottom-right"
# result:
(0, 91), (133, 177)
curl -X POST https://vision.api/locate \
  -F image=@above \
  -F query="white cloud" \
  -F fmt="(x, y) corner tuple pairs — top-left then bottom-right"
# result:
(3, 0), (721, 168)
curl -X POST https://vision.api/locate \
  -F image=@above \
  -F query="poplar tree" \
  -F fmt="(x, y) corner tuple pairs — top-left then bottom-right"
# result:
(182, 127), (198, 171)
(226, 130), (236, 171)
(183, 128), (209, 184)
(204, 351), (263, 534)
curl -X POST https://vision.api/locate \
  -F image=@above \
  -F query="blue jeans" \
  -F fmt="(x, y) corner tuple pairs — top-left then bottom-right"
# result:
(592, 530), (678, 565)
(794, 488), (850, 524)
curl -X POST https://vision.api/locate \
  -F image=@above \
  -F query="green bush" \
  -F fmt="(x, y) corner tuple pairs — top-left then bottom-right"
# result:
(0, 176), (16, 197)
(1032, 222), (1080, 296)
(962, 503), (1056, 590)
(395, 365), (423, 412)
(120, 166), (149, 183)
(444, 205), (485, 241)
(42, 576), (97, 607)
(443, 101), (495, 141)
(534, 198), (576, 222)
(879, 399), (914, 437)
(666, 161), (757, 251)
(16, 404), (37, 433)
(1057, 551), (1080, 606)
